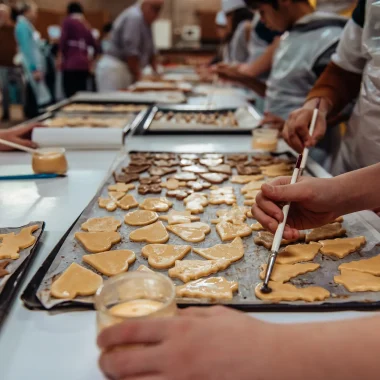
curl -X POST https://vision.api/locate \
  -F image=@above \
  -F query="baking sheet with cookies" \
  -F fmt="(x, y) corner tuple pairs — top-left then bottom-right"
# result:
(0, 222), (44, 326)
(135, 105), (262, 135)
(22, 152), (380, 312)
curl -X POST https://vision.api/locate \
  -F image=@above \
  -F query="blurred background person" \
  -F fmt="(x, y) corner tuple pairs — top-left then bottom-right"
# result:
(14, 1), (52, 118)
(100, 22), (113, 55)
(60, 2), (99, 98)
(96, 0), (164, 92)
(208, 11), (228, 66)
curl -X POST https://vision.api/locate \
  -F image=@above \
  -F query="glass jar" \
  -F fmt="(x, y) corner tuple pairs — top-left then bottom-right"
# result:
(32, 148), (68, 175)
(252, 129), (279, 152)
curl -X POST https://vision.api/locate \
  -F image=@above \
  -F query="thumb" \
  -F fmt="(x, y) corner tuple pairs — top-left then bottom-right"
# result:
(261, 182), (312, 203)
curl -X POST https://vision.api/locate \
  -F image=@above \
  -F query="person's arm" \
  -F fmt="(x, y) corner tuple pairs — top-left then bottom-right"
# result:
(252, 164), (380, 239)
(0, 123), (40, 150)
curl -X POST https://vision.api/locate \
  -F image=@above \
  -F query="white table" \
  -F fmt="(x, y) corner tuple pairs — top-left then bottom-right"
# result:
(0, 140), (378, 380)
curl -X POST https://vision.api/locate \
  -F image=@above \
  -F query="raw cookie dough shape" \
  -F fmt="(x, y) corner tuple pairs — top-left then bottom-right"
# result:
(108, 183), (135, 192)
(184, 193), (208, 214)
(277, 243), (321, 265)
(212, 205), (248, 225)
(319, 236), (366, 259)
(141, 244), (191, 269)
(255, 282), (330, 303)
(0, 261), (10, 278)
(216, 221), (252, 242)
(108, 191), (126, 201)
(117, 194), (139, 211)
(182, 165), (209, 174)
(186, 180), (212, 192)
(251, 222), (264, 231)
(194, 237), (245, 263)
(208, 164), (232, 175)
(339, 254), (380, 276)
(199, 173), (229, 184)
(176, 277), (238, 301)
(124, 210), (159, 226)
(174, 172), (198, 182)
(138, 184), (162, 195)
(334, 270), (380, 292)
(83, 250), (136, 276)
(254, 231), (306, 250)
(241, 181), (266, 194)
(75, 232), (121, 253)
(139, 198), (173, 212)
(51, 263), (103, 299)
(160, 210), (200, 225)
(168, 259), (231, 283)
(167, 222), (211, 243)
(160, 179), (186, 190)
(130, 221), (169, 244)
(259, 263), (321, 283)
(113, 172), (139, 184)
(81, 217), (121, 232)
(199, 158), (223, 167)
(149, 167), (177, 177)
(231, 175), (264, 184)
(136, 265), (154, 273)
(0, 225), (39, 260)
(305, 222), (346, 243)
(98, 197), (118, 212)
(166, 189), (193, 200)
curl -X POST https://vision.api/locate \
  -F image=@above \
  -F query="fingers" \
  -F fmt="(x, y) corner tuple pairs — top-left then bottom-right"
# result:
(97, 319), (170, 350)
(12, 137), (38, 149)
(12, 123), (40, 136)
(307, 113), (327, 147)
(99, 346), (162, 379)
(251, 204), (279, 233)
(261, 182), (313, 203)
(255, 190), (284, 222)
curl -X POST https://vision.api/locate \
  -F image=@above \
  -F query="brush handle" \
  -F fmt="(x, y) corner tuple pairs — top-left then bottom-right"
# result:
(0, 138), (38, 155)
(301, 108), (319, 170)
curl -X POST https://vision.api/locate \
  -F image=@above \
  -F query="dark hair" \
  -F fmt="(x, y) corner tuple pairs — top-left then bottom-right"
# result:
(67, 2), (83, 15)
(226, 7), (253, 42)
(244, 0), (308, 10)
(103, 22), (112, 34)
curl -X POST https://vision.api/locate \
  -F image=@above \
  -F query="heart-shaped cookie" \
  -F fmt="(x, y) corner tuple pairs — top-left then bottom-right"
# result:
(124, 210), (159, 226)
(75, 231), (121, 253)
(130, 221), (169, 244)
(51, 263), (103, 299)
(83, 250), (136, 276)
(216, 221), (252, 241)
(81, 217), (121, 232)
(194, 237), (245, 262)
(139, 198), (173, 212)
(160, 210), (200, 225)
(167, 222), (211, 243)
(141, 244), (191, 269)
(117, 194), (139, 211)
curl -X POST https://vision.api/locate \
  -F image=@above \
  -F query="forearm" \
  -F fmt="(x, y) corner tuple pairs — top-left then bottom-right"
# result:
(126, 56), (141, 82)
(333, 164), (380, 216)
(246, 38), (278, 78)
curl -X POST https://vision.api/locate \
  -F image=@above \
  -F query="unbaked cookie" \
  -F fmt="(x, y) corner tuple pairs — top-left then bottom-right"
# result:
(75, 231), (121, 253)
(176, 277), (238, 301)
(167, 222), (211, 243)
(194, 237), (245, 263)
(136, 265), (154, 273)
(117, 194), (139, 211)
(216, 221), (252, 242)
(339, 254), (380, 276)
(231, 175), (264, 184)
(208, 164), (232, 175)
(129, 221), (169, 244)
(160, 178), (187, 190)
(241, 180), (266, 194)
(305, 222), (346, 243)
(159, 210), (200, 225)
(141, 244), (191, 269)
(108, 191), (126, 201)
(319, 236), (366, 259)
(168, 259), (231, 283)
(108, 183), (135, 192)
(51, 263), (103, 299)
(212, 205), (248, 225)
(334, 269), (380, 292)
(199, 173), (229, 184)
(139, 198), (173, 212)
(81, 217), (121, 233)
(254, 231), (306, 250)
(251, 222), (264, 231)
(98, 197), (118, 212)
(124, 210), (159, 226)
(260, 263), (320, 283)
(184, 193), (208, 214)
(277, 243), (321, 264)
(83, 250), (136, 276)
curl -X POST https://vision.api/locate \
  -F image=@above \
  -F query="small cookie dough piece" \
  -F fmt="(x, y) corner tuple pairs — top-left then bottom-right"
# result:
(184, 193), (209, 214)
(81, 217), (121, 233)
(212, 205), (248, 225)
(160, 210), (200, 225)
(244, 190), (261, 200)
(231, 175), (264, 184)
(236, 165), (261, 176)
(209, 194), (236, 206)
(142, 244), (191, 269)
(108, 183), (135, 192)
(176, 277), (238, 301)
(260, 263), (321, 283)
(186, 180), (212, 192)
(123, 164), (151, 174)
(139, 197), (173, 212)
(208, 164), (232, 175)
(241, 180), (266, 194)
(113, 172), (139, 184)
(216, 222), (252, 242)
(138, 184), (162, 195)
(277, 243), (321, 264)
(160, 178), (187, 190)
(149, 167), (177, 177)
(254, 231), (305, 250)
(182, 165), (209, 174)
(0, 261), (10, 278)
(75, 232), (121, 253)
(339, 254), (380, 276)
(305, 223), (346, 243)
(98, 198), (118, 212)
(51, 263), (103, 300)
(319, 236), (366, 259)
(166, 189), (193, 200)
(124, 210), (159, 226)
(167, 222), (211, 243)
(199, 173), (229, 184)
(136, 265), (154, 273)
(174, 172), (198, 182)
(255, 282), (330, 303)
(139, 176), (162, 185)
(181, 154), (199, 160)
(130, 221), (169, 244)
(117, 194), (139, 211)
(108, 191), (126, 201)
(199, 158), (224, 167)
(83, 250), (136, 276)
(154, 159), (179, 167)
(251, 222), (264, 231)
(261, 163), (293, 177)
(334, 270), (380, 292)
(169, 259), (231, 283)
(194, 237), (245, 263)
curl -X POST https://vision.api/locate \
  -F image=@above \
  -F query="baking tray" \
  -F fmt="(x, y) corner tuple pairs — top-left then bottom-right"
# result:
(0, 222), (44, 328)
(21, 151), (380, 312)
(134, 105), (262, 135)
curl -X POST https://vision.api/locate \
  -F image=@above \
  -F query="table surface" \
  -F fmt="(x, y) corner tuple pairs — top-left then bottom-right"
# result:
(0, 137), (379, 380)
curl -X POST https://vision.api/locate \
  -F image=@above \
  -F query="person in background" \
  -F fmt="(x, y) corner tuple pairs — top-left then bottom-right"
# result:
(0, 122), (39, 150)
(96, 0), (164, 92)
(209, 11), (228, 66)
(60, 2), (99, 98)
(100, 22), (113, 55)
(282, 0), (380, 175)
(14, 1), (52, 118)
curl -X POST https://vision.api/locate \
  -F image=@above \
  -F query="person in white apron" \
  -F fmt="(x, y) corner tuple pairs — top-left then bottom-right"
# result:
(96, 0), (163, 92)
(283, 0), (379, 175)
(14, 2), (51, 118)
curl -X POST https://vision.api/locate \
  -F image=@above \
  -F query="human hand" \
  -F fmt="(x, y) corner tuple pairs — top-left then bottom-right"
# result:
(283, 99), (329, 153)
(252, 176), (341, 239)
(238, 63), (253, 76)
(0, 123), (41, 151)
(98, 306), (275, 380)
(32, 70), (43, 82)
(260, 112), (285, 131)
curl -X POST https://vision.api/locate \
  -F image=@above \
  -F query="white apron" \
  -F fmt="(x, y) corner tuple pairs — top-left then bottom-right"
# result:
(332, 0), (380, 174)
